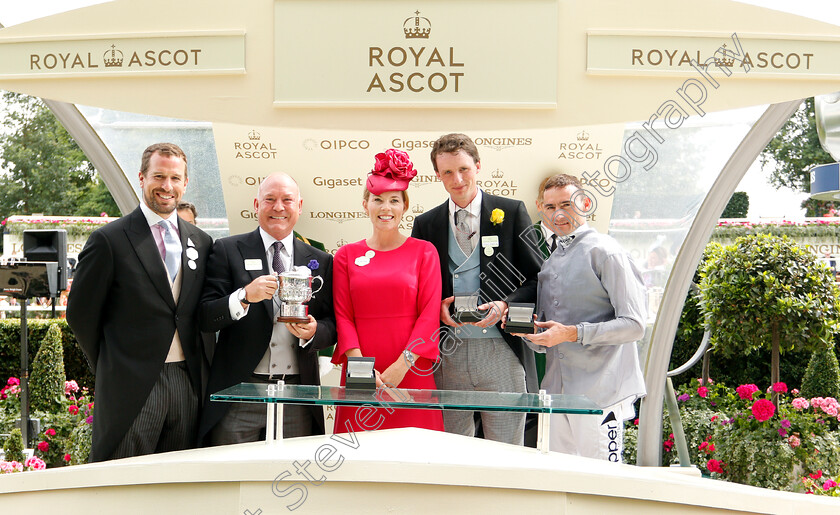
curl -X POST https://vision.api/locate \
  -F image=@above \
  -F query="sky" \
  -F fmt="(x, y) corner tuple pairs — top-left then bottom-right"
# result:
(1, 0), (839, 220)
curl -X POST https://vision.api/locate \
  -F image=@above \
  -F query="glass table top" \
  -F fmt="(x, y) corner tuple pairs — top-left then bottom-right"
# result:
(211, 383), (602, 415)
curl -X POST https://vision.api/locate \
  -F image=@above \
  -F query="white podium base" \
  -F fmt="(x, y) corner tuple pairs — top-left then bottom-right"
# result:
(0, 428), (836, 514)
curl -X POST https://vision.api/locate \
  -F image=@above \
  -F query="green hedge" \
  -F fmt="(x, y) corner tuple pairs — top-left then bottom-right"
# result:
(0, 319), (93, 390)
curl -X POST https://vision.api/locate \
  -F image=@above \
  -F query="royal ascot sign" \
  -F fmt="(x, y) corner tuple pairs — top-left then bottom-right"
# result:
(273, 0), (558, 107)
(587, 32), (840, 78)
(0, 32), (245, 79)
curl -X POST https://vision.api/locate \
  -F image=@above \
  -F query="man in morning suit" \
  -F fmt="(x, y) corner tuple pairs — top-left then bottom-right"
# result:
(198, 173), (336, 444)
(67, 143), (212, 462)
(411, 133), (540, 445)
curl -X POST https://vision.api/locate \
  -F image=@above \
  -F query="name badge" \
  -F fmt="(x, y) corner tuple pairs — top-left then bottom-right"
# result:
(244, 259), (263, 271)
(481, 236), (499, 248)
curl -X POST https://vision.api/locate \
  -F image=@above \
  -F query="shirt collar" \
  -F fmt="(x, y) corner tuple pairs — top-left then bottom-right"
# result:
(447, 189), (483, 219)
(140, 201), (179, 228)
(259, 227), (295, 257)
(539, 221), (555, 242)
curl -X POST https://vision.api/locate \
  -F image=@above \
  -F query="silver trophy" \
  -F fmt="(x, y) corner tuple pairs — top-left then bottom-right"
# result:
(276, 266), (324, 323)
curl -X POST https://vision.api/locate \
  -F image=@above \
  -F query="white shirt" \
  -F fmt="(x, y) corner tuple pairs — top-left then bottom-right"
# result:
(448, 189), (483, 251)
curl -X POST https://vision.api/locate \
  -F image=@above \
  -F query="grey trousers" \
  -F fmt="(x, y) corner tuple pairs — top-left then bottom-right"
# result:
(209, 375), (312, 445)
(112, 361), (198, 460)
(434, 337), (526, 445)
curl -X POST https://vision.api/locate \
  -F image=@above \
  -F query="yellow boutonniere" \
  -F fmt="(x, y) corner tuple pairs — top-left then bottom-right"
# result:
(490, 208), (505, 225)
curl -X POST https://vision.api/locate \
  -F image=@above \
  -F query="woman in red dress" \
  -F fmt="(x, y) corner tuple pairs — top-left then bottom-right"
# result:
(332, 149), (444, 433)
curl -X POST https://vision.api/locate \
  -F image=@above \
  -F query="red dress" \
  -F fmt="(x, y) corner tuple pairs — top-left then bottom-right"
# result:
(331, 237), (444, 432)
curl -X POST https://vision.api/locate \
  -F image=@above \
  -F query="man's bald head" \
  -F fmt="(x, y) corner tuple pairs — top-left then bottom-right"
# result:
(254, 172), (303, 240)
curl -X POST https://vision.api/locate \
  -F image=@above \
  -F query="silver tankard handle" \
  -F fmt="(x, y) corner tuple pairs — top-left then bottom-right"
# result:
(311, 275), (324, 295)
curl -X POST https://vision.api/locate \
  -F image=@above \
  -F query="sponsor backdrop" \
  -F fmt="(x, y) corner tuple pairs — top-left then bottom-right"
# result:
(212, 124), (625, 252)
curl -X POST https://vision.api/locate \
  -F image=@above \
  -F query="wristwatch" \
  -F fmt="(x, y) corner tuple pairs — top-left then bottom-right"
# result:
(403, 349), (416, 368)
(237, 288), (252, 305)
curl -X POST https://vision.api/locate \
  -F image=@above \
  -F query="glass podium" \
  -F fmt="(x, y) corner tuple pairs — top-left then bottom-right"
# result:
(211, 383), (602, 454)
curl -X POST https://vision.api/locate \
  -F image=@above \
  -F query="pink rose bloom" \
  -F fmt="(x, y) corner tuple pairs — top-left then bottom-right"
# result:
(772, 382), (788, 394)
(25, 457), (46, 471)
(736, 384), (759, 400)
(707, 459), (724, 474)
(9, 461), (23, 472)
(371, 149), (417, 180)
(792, 388), (800, 395)
(44, 428), (56, 437)
(37, 441), (49, 452)
(85, 416), (93, 425)
(6, 377), (20, 386)
(752, 398), (776, 422)
(64, 454), (71, 462)
(68, 405), (79, 415)
(824, 480), (837, 490)
(0, 461), (12, 473)
(789, 435), (801, 448)
(792, 397), (810, 410)
(697, 386), (709, 398)
(64, 380), (79, 394)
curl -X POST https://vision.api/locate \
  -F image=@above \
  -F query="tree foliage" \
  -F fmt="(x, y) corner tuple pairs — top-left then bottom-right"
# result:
(29, 324), (65, 413)
(760, 97), (833, 194)
(699, 234), (840, 392)
(0, 92), (119, 225)
(721, 191), (749, 218)
(800, 344), (840, 400)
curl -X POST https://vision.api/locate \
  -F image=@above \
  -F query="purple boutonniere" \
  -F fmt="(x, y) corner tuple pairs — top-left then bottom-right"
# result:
(307, 259), (319, 271)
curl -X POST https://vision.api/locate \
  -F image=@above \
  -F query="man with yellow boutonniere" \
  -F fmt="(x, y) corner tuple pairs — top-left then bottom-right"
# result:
(412, 133), (541, 446)
(331, 149), (444, 433)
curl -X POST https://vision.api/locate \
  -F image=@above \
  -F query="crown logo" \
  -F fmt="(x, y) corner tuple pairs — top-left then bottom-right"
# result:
(576, 130), (590, 141)
(403, 10), (431, 39)
(103, 44), (124, 67)
(248, 130), (261, 141)
(713, 44), (735, 67)
(412, 204), (425, 214)
(337, 238), (348, 247)
(491, 169), (504, 179)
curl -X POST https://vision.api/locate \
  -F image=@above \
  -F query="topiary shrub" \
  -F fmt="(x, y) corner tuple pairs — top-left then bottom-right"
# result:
(721, 191), (749, 218)
(700, 234), (840, 399)
(800, 344), (840, 399)
(3, 427), (24, 462)
(29, 324), (66, 413)
(0, 319), (95, 392)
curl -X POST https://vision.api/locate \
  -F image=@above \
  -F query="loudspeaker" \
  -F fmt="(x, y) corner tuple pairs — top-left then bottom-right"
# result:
(23, 229), (67, 293)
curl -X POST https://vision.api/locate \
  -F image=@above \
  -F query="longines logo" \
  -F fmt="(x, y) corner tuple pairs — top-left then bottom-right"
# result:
(557, 130), (604, 160)
(234, 131), (276, 159)
(308, 211), (368, 223)
(367, 10), (465, 94)
(473, 137), (533, 151)
(303, 139), (370, 151)
(30, 43), (202, 71)
(408, 174), (441, 188)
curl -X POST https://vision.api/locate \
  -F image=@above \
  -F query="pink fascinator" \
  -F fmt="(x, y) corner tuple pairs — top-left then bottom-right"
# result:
(366, 149), (418, 195)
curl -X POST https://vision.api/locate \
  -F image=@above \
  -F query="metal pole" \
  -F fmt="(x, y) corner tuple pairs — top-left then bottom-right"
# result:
(19, 299), (30, 447)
